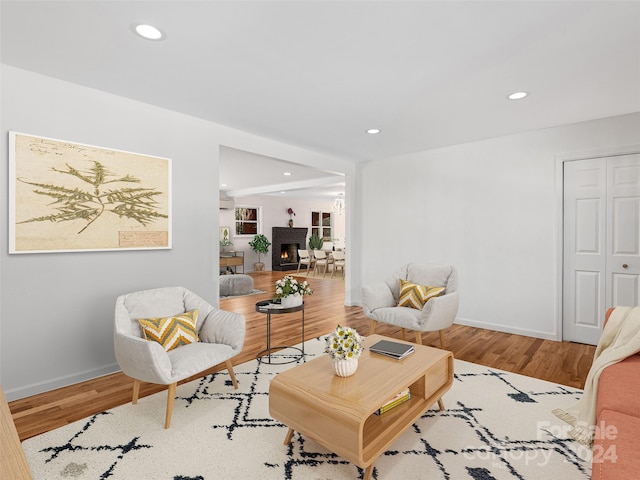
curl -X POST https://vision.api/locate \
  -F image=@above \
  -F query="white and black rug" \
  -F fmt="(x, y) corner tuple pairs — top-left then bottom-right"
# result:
(22, 337), (591, 479)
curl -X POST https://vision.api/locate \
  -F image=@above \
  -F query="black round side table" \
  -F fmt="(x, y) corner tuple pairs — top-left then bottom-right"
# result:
(255, 300), (305, 364)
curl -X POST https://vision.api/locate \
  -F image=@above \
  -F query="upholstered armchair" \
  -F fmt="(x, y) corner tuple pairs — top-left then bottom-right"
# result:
(114, 286), (245, 428)
(362, 263), (459, 348)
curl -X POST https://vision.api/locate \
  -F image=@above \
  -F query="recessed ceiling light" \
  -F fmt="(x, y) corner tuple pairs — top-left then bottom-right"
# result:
(283, 172), (292, 176)
(221, 183), (227, 187)
(280, 191), (286, 194)
(366, 128), (381, 135)
(134, 24), (164, 41)
(507, 91), (528, 100)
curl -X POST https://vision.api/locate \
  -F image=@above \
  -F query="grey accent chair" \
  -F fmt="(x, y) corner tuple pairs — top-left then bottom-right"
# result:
(114, 286), (245, 428)
(362, 263), (459, 349)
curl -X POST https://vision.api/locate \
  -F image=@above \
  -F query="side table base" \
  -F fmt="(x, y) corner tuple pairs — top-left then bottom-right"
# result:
(257, 346), (304, 365)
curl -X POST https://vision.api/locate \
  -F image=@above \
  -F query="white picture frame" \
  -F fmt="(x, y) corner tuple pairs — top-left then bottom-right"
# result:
(9, 132), (172, 253)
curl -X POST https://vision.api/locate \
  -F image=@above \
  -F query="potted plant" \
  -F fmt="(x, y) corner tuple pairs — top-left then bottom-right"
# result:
(219, 238), (233, 252)
(274, 274), (312, 308)
(308, 233), (324, 251)
(325, 325), (363, 377)
(248, 233), (271, 272)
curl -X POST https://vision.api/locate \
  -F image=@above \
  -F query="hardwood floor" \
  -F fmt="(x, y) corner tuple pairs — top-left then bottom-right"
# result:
(8, 271), (596, 442)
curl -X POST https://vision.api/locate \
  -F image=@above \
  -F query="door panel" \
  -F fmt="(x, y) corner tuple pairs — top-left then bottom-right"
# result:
(563, 159), (606, 344)
(611, 197), (638, 254)
(612, 274), (639, 306)
(574, 271), (600, 327)
(606, 154), (640, 312)
(576, 198), (601, 253)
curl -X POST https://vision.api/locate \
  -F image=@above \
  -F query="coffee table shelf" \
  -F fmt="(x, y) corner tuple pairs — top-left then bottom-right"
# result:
(269, 334), (454, 480)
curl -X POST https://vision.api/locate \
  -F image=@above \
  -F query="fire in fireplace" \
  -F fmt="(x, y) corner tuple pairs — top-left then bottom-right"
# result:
(280, 243), (298, 265)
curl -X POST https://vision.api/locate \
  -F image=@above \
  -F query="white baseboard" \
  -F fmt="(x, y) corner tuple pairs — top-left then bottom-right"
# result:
(4, 363), (120, 402)
(454, 317), (560, 341)
(346, 305), (560, 341)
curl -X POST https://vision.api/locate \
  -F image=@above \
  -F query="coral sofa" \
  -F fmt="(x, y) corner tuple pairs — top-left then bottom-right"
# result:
(592, 308), (640, 480)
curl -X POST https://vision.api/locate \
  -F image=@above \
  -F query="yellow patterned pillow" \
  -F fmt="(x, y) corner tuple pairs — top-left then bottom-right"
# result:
(138, 309), (199, 352)
(397, 280), (445, 310)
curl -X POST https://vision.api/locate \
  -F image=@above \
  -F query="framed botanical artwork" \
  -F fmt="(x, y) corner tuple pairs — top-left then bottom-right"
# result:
(9, 132), (172, 253)
(220, 226), (232, 245)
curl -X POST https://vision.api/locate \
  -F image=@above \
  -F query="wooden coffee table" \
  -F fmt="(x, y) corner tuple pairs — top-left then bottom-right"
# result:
(269, 334), (454, 480)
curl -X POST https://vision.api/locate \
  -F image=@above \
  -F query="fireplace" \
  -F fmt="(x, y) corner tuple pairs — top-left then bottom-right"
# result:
(272, 227), (307, 271)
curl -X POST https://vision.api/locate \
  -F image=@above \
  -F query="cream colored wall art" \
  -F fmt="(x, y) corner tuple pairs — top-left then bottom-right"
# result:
(9, 132), (171, 253)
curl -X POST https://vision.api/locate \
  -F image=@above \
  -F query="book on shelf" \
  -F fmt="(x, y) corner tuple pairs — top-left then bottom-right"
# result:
(369, 339), (415, 359)
(375, 388), (411, 415)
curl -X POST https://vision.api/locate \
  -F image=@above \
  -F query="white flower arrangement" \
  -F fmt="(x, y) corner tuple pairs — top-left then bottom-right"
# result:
(274, 275), (312, 299)
(325, 325), (363, 360)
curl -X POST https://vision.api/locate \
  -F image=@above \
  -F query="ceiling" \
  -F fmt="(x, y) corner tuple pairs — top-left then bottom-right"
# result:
(2, 1), (639, 197)
(219, 146), (344, 200)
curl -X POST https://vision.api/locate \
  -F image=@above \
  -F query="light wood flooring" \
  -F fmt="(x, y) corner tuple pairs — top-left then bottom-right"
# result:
(9, 271), (596, 442)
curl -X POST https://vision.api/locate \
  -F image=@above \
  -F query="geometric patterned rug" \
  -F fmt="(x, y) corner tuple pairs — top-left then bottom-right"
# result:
(22, 336), (592, 479)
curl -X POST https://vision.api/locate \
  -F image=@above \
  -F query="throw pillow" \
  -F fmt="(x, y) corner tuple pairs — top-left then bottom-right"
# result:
(397, 280), (445, 310)
(138, 309), (199, 352)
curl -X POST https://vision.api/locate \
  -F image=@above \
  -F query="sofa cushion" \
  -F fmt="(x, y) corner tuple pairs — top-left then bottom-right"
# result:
(397, 280), (445, 309)
(596, 355), (640, 419)
(592, 409), (640, 480)
(139, 309), (199, 352)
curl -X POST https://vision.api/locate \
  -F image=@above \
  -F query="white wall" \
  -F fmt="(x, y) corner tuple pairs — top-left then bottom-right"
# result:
(219, 195), (344, 272)
(360, 112), (640, 340)
(0, 65), (356, 400)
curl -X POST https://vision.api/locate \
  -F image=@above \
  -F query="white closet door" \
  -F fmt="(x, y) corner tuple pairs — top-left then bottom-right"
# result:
(563, 158), (606, 345)
(606, 154), (640, 309)
(563, 154), (640, 345)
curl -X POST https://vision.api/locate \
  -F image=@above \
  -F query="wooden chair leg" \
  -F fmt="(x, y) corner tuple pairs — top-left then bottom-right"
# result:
(165, 382), (177, 429)
(369, 320), (378, 335)
(401, 328), (407, 341)
(439, 329), (446, 349)
(415, 331), (422, 345)
(226, 359), (239, 389)
(437, 398), (445, 411)
(132, 379), (140, 405)
(131, 378), (140, 405)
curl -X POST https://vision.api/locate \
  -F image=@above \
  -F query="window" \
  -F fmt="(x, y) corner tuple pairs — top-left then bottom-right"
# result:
(311, 210), (332, 240)
(235, 207), (260, 236)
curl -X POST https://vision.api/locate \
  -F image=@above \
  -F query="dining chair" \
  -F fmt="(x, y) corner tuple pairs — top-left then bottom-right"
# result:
(332, 250), (345, 278)
(313, 249), (331, 277)
(297, 249), (315, 274)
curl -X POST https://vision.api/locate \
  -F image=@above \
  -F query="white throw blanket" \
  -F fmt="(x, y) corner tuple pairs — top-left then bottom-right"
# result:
(553, 306), (640, 446)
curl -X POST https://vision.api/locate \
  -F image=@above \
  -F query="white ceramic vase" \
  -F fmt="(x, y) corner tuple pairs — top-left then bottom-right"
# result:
(332, 358), (358, 377)
(281, 294), (303, 308)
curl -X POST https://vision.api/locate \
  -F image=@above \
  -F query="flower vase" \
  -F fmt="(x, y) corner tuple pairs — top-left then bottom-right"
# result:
(332, 358), (358, 377)
(281, 294), (303, 308)
(288, 218), (294, 227)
